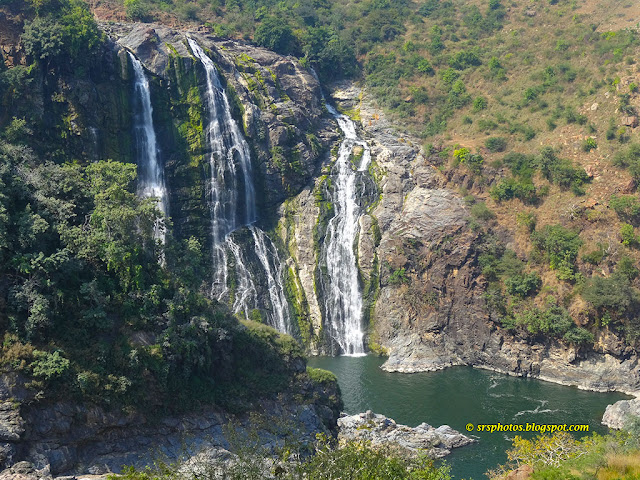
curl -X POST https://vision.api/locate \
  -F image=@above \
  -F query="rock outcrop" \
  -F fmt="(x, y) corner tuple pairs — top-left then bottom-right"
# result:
(337, 411), (474, 458)
(324, 85), (640, 394)
(0, 368), (340, 477)
(602, 397), (640, 429)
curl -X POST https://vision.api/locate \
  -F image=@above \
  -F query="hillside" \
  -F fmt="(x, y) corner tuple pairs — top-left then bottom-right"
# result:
(2, 0), (640, 477)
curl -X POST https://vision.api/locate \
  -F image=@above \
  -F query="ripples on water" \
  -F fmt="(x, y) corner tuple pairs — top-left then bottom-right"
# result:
(307, 355), (631, 480)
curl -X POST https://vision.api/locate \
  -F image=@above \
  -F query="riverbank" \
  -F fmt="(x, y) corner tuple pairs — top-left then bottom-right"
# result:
(308, 355), (631, 479)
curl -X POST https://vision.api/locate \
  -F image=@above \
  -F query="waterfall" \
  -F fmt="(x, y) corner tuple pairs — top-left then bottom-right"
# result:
(321, 104), (372, 356)
(129, 52), (168, 243)
(250, 225), (292, 334)
(188, 38), (292, 334)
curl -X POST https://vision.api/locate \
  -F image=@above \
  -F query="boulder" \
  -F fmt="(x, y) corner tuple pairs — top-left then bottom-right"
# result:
(337, 411), (474, 458)
(602, 397), (640, 429)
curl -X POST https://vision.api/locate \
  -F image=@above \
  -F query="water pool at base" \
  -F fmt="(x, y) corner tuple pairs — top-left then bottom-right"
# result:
(307, 355), (631, 479)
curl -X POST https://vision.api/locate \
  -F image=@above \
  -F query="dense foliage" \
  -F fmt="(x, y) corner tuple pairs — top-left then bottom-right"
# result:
(0, 137), (306, 410)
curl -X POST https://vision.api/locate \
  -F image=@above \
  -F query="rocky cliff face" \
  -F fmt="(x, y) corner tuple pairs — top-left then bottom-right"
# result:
(354, 89), (640, 394)
(0, 19), (343, 477)
(0, 368), (340, 476)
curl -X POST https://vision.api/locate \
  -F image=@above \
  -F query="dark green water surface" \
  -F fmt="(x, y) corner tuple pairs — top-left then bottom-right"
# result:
(307, 355), (631, 479)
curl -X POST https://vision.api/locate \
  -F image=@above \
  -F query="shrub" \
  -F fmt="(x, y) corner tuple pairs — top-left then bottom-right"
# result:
(416, 58), (434, 74)
(582, 137), (597, 152)
(255, 17), (299, 55)
(306, 367), (337, 385)
(523, 87), (539, 103)
(490, 177), (537, 204)
(621, 223), (638, 247)
(485, 136), (507, 152)
(582, 273), (639, 317)
(440, 67), (460, 85)
(610, 194), (640, 219)
(449, 50), (481, 70)
(503, 152), (537, 178)
(472, 96), (488, 112)
(505, 272), (541, 297)
(531, 224), (582, 280)
(124, 0), (151, 21)
(488, 56), (506, 80)
(582, 245), (606, 265)
(389, 267), (408, 285)
(617, 256), (640, 280)
(516, 212), (537, 232)
(515, 301), (573, 337)
(537, 147), (589, 191)
(30, 350), (70, 381)
(471, 202), (495, 221)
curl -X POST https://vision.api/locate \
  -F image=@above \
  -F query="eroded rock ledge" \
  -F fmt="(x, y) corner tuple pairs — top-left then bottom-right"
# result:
(337, 411), (474, 459)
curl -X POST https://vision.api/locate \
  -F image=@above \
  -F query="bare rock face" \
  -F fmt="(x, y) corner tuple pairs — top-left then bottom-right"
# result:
(0, 462), (51, 480)
(602, 397), (640, 429)
(337, 411), (474, 458)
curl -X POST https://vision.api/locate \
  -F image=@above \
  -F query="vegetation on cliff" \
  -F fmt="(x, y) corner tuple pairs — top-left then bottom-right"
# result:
(0, 137), (321, 411)
(84, 0), (640, 357)
(0, 0), (336, 414)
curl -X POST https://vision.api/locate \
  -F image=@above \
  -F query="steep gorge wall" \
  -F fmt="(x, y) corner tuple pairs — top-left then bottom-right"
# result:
(346, 89), (640, 393)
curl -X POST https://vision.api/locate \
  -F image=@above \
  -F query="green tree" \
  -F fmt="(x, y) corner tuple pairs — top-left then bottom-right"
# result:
(255, 17), (299, 56)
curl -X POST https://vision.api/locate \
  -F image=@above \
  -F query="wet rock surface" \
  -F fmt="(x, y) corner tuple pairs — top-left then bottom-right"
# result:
(102, 22), (337, 208)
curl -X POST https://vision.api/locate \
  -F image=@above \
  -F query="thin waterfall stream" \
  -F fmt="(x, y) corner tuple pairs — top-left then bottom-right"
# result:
(188, 38), (293, 334)
(321, 104), (372, 355)
(129, 52), (168, 243)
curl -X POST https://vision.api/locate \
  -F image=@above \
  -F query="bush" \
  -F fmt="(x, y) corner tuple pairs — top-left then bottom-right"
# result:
(471, 202), (495, 221)
(582, 273), (639, 317)
(30, 350), (70, 381)
(490, 177), (538, 204)
(306, 367), (337, 385)
(531, 224), (582, 280)
(610, 194), (640, 220)
(503, 152), (537, 178)
(124, 0), (151, 21)
(515, 300), (591, 344)
(516, 212), (537, 232)
(449, 50), (481, 70)
(515, 301), (574, 336)
(537, 147), (589, 191)
(255, 17), (299, 55)
(472, 96), (488, 112)
(617, 256), (639, 280)
(485, 136), (507, 152)
(389, 267), (408, 285)
(505, 273), (541, 297)
(582, 137), (597, 152)
(621, 223), (638, 247)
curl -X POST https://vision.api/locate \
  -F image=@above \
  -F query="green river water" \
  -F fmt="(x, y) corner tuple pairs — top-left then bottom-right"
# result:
(307, 355), (631, 479)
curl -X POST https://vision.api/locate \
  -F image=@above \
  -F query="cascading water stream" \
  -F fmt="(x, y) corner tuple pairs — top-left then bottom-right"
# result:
(129, 52), (168, 243)
(322, 104), (372, 356)
(188, 38), (292, 334)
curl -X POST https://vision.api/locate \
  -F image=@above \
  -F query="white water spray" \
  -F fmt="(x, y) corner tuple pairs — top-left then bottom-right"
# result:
(322, 104), (372, 355)
(188, 38), (292, 333)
